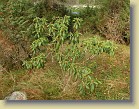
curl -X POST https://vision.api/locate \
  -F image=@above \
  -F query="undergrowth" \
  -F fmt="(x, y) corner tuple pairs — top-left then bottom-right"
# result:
(0, 34), (130, 100)
(0, 0), (130, 100)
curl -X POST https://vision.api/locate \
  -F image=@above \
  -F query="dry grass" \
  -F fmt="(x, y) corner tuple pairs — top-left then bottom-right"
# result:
(90, 44), (130, 100)
(0, 33), (130, 100)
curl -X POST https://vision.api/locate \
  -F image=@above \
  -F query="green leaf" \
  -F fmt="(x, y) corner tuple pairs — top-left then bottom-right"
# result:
(86, 85), (90, 89)
(91, 84), (94, 92)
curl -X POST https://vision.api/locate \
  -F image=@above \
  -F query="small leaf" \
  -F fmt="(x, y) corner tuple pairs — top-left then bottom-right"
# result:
(91, 84), (94, 92)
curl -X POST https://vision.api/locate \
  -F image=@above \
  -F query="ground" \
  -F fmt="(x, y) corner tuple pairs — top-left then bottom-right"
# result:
(0, 31), (130, 100)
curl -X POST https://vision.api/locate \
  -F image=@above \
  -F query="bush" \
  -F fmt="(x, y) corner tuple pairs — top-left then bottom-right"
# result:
(77, 0), (130, 44)
(0, 0), (68, 70)
(22, 15), (116, 95)
(0, 0), (117, 95)
(96, 0), (130, 44)
(0, 0), (40, 70)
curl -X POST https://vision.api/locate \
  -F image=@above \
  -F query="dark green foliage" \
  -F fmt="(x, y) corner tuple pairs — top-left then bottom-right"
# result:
(0, 0), (125, 96)
(0, 0), (39, 69)
(78, 0), (130, 44)
(0, 0), (68, 69)
(22, 15), (116, 95)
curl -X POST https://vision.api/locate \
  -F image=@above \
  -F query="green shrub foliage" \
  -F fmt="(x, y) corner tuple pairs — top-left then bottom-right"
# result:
(22, 15), (116, 95)
(0, 0), (117, 95)
(0, 0), (67, 69)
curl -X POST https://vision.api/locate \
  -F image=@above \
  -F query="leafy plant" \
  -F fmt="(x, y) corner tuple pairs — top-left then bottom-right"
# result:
(23, 15), (116, 95)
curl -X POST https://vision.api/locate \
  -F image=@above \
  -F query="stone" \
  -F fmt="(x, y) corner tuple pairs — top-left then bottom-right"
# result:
(4, 91), (27, 100)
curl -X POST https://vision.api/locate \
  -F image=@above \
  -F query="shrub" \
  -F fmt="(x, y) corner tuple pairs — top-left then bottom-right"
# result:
(96, 0), (130, 44)
(0, 0), (40, 69)
(22, 15), (116, 95)
(0, 0), (117, 95)
(0, 0), (67, 70)
(77, 0), (130, 44)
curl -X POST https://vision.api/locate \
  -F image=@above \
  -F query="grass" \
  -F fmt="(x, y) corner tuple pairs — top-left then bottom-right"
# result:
(0, 33), (130, 100)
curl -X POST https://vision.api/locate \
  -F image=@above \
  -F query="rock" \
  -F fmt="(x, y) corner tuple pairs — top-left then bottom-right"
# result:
(4, 91), (27, 100)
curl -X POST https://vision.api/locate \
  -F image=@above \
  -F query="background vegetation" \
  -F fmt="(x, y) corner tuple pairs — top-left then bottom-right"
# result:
(0, 0), (130, 100)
